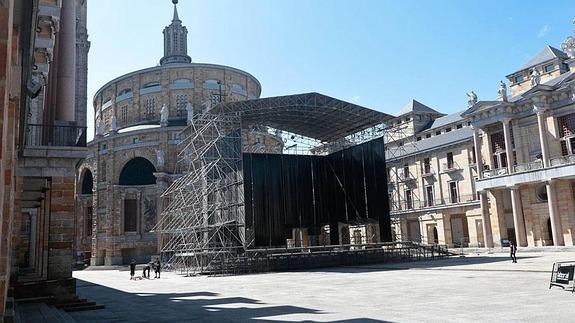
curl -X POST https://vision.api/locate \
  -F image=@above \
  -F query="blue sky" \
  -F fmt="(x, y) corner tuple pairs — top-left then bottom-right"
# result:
(86, 0), (575, 138)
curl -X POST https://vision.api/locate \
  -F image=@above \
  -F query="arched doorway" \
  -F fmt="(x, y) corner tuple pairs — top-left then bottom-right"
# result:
(80, 169), (94, 265)
(119, 157), (157, 185)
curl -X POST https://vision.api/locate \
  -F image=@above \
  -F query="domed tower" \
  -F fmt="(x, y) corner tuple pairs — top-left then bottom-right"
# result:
(160, 0), (192, 65)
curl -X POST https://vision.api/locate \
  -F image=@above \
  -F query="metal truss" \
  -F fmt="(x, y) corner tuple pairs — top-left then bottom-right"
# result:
(153, 112), (248, 275)
(382, 122), (422, 242)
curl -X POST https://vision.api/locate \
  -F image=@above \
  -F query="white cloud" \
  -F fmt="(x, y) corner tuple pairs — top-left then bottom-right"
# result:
(538, 25), (550, 38)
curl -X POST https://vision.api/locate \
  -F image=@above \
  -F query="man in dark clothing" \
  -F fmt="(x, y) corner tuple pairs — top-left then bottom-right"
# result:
(510, 240), (517, 263)
(143, 263), (151, 279)
(130, 260), (136, 280)
(155, 260), (161, 278)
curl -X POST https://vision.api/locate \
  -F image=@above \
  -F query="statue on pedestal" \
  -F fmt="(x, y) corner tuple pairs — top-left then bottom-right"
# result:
(111, 114), (118, 133)
(160, 104), (169, 126)
(185, 102), (194, 125)
(96, 118), (105, 137)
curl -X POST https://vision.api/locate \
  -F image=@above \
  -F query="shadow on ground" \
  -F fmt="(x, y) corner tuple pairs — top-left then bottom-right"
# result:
(311, 255), (537, 273)
(73, 279), (390, 322)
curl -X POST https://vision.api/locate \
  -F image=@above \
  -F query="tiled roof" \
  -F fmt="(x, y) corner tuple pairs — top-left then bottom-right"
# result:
(386, 127), (473, 161)
(396, 99), (442, 116)
(515, 45), (568, 72)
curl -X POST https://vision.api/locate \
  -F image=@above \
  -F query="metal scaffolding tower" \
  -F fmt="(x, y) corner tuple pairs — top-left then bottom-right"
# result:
(153, 112), (248, 275)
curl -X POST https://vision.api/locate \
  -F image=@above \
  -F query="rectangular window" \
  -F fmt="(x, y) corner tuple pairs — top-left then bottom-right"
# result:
(423, 157), (431, 174)
(449, 182), (458, 204)
(426, 186), (434, 207)
(145, 97), (156, 120)
(176, 94), (188, 116)
(514, 75), (525, 83)
(405, 189), (413, 209)
(544, 64), (554, 73)
(456, 124), (463, 129)
(426, 133), (431, 138)
(403, 164), (409, 179)
(416, 136), (422, 141)
(121, 105), (128, 123)
(447, 152), (454, 169)
(445, 127), (452, 133)
(85, 206), (93, 236)
(436, 131), (441, 136)
(124, 199), (138, 232)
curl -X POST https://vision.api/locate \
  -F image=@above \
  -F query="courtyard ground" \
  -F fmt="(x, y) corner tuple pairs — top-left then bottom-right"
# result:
(67, 251), (575, 322)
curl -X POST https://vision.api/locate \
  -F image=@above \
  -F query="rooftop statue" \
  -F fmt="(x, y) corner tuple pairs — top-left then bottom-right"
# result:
(530, 68), (541, 87)
(498, 81), (508, 102)
(467, 91), (477, 107)
(111, 114), (118, 133)
(96, 118), (105, 136)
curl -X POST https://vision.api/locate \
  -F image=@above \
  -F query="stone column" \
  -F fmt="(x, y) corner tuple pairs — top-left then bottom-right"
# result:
(479, 191), (494, 248)
(55, 0), (76, 122)
(509, 186), (527, 247)
(546, 179), (564, 246)
(472, 126), (484, 179)
(534, 105), (550, 168)
(502, 118), (514, 173)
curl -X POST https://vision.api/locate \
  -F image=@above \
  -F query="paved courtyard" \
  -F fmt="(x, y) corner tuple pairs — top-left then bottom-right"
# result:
(70, 251), (575, 322)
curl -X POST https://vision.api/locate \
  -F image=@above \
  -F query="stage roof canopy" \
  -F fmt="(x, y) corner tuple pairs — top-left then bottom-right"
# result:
(213, 92), (394, 142)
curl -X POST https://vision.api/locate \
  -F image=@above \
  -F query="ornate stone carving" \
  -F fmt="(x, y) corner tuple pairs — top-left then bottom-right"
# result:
(497, 80), (507, 102)
(160, 104), (169, 126)
(467, 91), (477, 107)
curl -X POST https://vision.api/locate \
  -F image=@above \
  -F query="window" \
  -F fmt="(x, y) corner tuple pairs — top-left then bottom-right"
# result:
(121, 105), (128, 123)
(132, 137), (139, 144)
(144, 97), (156, 120)
(449, 182), (458, 204)
(203, 79), (221, 90)
(445, 127), (452, 133)
(514, 75), (524, 83)
(416, 136), (422, 141)
(423, 157), (431, 174)
(176, 94), (188, 116)
(544, 64), (554, 73)
(558, 113), (575, 156)
(85, 206), (93, 236)
(447, 152), (454, 169)
(118, 88), (132, 96)
(405, 117), (411, 122)
(405, 189), (413, 209)
(490, 132), (507, 168)
(403, 164), (409, 179)
(124, 199), (138, 232)
(436, 131), (441, 136)
(231, 83), (247, 96)
(471, 147), (477, 164)
(142, 82), (160, 89)
(425, 133), (431, 139)
(456, 124), (463, 129)
(425, 186), (434, 207)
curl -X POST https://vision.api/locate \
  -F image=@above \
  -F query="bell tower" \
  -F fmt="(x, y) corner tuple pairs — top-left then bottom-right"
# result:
(160, 0), (192, 65)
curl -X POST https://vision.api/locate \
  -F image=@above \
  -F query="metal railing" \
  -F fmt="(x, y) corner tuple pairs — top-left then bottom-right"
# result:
(390, 194), (478, 212)
(25, 124), (87, 147)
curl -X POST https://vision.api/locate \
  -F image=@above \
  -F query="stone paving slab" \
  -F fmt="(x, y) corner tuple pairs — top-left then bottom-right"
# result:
(71, 252), (575, 322)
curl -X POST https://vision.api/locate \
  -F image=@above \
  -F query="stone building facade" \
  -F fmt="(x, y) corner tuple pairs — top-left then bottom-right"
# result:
(388, 24), (575, 248)
(0, 0), (89, 319)
(76, 2), (282, 265)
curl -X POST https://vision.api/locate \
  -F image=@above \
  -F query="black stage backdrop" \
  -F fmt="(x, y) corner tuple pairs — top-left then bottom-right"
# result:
(243, 137), (390, 248)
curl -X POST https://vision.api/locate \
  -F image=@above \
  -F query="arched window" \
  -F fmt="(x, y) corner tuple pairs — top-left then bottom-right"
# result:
(231, 83), (247, 96)
(81, 169), (94, 195)
(203, 79), (221, 90)
(118, 157), (157, 185)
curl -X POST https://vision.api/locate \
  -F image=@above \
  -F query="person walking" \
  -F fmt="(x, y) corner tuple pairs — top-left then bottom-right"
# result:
(130, 259), (136, 280)
(510, 240), (517, 263)
(155, 259), (161, 279)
